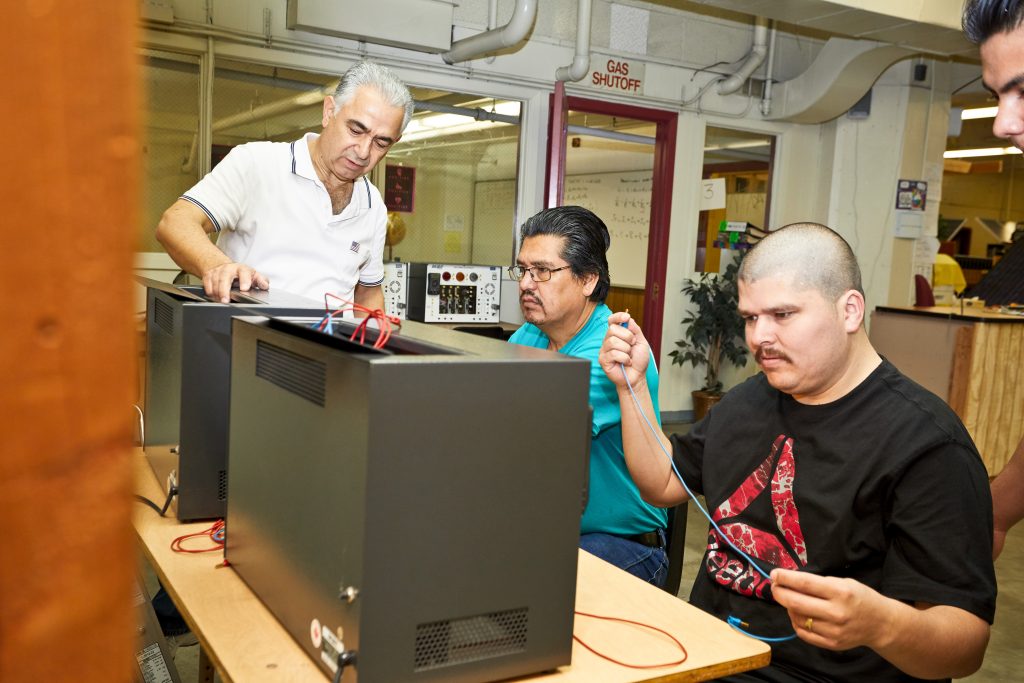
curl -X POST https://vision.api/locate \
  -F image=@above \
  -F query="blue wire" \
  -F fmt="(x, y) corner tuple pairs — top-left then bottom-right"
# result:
(727, 617), (797, 643)
(618, 362), (797, 643)
(618, 364), (770, 580)
(314, 313), (334, 335)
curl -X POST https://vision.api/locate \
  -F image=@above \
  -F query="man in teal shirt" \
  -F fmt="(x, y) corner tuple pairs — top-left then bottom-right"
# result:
(508, 206), (668, 587)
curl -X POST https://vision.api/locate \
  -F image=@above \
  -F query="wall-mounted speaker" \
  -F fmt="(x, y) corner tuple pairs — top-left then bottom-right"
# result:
(847, 89), (872, 120)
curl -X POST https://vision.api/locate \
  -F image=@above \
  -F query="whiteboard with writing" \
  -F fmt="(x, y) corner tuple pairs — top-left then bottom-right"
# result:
(472, 170), (653, 288)
(564, 170), (652, 288)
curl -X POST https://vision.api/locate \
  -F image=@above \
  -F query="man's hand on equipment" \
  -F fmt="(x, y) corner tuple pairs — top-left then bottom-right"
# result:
(202, 262), (270, 303)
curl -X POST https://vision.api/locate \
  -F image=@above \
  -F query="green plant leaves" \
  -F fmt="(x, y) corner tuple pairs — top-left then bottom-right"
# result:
(668, 258), (748, 392)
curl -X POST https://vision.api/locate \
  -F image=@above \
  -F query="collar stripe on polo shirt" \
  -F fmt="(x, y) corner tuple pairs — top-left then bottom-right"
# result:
(289, 142), (374, 210)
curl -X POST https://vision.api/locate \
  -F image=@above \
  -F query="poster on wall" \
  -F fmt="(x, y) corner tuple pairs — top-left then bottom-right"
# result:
(385, 165), (415, 212)
(894, 179), (927, 211)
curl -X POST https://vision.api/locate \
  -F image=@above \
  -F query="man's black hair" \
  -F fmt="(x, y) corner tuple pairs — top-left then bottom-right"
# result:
(519, 205), (611, 303)
(963, 0), (1024, 44)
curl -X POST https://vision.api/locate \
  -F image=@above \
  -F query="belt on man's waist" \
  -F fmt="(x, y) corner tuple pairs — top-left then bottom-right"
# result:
(624, 529), (665, 548)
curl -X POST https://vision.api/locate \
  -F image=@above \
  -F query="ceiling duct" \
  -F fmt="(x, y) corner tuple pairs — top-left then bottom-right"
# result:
(286, 0), (454, 53)
(765, 37), (916, 123)
(679, 0), (973, 57)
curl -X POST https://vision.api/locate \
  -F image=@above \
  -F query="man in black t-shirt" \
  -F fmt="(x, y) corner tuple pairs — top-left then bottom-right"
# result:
(599, 223), (996, 681)
(963, 0), (1024, 562)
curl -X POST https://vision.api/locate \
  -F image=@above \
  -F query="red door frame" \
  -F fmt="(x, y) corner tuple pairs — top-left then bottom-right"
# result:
(545, 85), (678, 361)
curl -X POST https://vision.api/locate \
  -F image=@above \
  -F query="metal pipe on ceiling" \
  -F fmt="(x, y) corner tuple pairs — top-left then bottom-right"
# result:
(717, 16), (769, 97)
(760, 21), (778, 116)
(441, 0), (537, 64)
(566, 125), (655, 146)
(555, 0), (593, 82)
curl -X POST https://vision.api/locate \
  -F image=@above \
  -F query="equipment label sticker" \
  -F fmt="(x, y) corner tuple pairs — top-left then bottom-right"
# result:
(136, 642), (174, 683)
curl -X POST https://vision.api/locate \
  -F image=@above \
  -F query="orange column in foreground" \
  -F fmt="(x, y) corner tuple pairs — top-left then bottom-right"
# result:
(0, 3), (140, 681)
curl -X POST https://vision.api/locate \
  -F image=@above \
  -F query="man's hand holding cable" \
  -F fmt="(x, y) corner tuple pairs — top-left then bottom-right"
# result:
(599, 312), (687, 508)
(202, 261), (270, 304)
(771, 568), (895, 652)
(771, 568), (989, 679)
(598, 311), (650, 389)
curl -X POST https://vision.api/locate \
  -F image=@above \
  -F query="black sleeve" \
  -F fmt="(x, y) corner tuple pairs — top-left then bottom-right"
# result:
(882, 440), (996, 623)
(670, 414), (709, 498)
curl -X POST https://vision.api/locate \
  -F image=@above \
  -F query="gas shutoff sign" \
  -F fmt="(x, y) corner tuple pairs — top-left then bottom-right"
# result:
(590, 58), (644, 94)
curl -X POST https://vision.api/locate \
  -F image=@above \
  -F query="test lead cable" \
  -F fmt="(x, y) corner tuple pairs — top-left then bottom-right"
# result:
(316, 293), (401, 349)
(616, 319), (796, 643)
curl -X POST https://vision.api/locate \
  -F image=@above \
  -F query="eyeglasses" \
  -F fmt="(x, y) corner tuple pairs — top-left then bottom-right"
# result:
(507, 265), (572, 282)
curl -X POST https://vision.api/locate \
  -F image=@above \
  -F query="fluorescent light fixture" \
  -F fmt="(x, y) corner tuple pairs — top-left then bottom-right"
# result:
(401, 101), (520, 143)
(960, 106), (998, 120)
(944, 146), (1022, 158)
(704, 140), (770, 152)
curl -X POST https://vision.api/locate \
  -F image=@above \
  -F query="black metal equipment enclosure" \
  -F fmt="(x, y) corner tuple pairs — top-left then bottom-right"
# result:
(225, 315), (591, 682)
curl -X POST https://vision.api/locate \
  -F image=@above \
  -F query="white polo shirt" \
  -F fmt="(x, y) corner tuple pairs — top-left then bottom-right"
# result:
(181, 133), (386, 303)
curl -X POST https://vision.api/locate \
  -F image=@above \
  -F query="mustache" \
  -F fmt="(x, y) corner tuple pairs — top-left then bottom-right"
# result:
(519, 293), (542, 306)
(755, 347), (790, 364)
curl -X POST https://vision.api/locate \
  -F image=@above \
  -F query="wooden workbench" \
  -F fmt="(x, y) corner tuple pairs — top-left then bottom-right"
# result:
(133, 452), (769, 682)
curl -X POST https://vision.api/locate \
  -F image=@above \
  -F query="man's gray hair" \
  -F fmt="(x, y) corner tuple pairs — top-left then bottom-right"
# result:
(739, 222), (864, 303)
(333, 61), (414, 132)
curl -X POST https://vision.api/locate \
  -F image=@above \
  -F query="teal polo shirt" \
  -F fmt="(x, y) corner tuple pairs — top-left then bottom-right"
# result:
(508, 303), (667, 535)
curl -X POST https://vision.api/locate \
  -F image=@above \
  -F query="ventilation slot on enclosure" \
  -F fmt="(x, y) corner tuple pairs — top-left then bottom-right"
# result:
(414, 608), (528, 671)
(255, 340), (326, 406)
(217, 470), (227, 501)
(153, 298), (174, 335)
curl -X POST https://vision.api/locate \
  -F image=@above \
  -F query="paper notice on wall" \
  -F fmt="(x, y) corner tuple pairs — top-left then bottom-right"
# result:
(894, 210), (923, 239)
(699, 177), (726, 210)
(923, 162), (944, 200)
(444, 214), (465, 233)
(914, 235), (939, 263)
(444, 231), (462, 254)
(912, 235), (939, 281)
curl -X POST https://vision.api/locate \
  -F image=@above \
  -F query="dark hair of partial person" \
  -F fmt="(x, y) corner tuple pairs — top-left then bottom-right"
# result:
(738, 222), (864, 301)
(519, 205), (612, 303)
(963, 0), (1024, 44)
(333, 60), (415, 131)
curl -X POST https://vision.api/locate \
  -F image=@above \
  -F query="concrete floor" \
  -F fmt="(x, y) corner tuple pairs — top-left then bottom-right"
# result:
(961, 520), (1024, 681)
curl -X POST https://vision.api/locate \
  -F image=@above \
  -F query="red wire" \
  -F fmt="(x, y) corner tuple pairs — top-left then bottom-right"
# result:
(170, 520), (225, 554)
(572, 610), (688, 669)
(320, 293), (401, 349)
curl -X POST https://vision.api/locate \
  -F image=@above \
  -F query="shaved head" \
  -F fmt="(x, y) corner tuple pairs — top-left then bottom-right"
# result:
(739, 222), (863, 303)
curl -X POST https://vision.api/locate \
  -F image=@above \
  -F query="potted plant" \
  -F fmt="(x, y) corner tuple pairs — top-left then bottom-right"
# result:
(668, 257), (748, 420)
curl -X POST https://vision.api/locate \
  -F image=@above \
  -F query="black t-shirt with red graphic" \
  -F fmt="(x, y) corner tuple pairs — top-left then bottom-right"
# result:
(672, 359), (996, 682)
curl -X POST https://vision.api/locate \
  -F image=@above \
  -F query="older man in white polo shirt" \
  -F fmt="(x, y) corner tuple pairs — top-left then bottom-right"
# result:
(156, 60), (413, 307)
